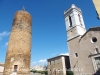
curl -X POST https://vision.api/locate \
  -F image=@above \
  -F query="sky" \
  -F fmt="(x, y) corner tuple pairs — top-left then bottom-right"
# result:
(0, 0), (100, 66)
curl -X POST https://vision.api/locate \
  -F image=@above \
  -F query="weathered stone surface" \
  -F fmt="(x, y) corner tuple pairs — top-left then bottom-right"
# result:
(93, 0), (100, 19)
(3, 10), (32, 75)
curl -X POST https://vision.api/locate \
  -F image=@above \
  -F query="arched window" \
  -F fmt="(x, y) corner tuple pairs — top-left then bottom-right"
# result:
(69, 16), (72, 27)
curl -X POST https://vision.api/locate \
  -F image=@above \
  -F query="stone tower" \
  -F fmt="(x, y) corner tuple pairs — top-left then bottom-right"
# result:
(3, 8), (32, 75)
(64, 4), (86, 41)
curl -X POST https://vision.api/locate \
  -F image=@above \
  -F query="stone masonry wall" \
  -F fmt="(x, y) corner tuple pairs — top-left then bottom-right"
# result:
(3, 10), (32, 75)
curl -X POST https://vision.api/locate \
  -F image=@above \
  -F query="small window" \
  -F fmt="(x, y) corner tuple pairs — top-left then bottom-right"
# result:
(69, 16), (72, 27)
(75, 53), (78, 57)
(92, 37), (97, 43)
(14, 65), (18, 72)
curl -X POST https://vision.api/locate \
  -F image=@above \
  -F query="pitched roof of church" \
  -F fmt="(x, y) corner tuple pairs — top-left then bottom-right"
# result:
(47, 55), (69, 61)
(81, 27), (100, 38)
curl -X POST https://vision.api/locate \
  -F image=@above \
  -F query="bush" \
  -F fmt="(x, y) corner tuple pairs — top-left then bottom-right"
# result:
(44, 71), (48, 74)
(30, 69), (37, 73)
(67, 71), (74, 75)
(37, 71), (47, 74)
(30, 70), (48, 74)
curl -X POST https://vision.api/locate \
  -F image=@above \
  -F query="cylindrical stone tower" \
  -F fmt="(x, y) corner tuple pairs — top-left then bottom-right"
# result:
(3, 9), (32, 75)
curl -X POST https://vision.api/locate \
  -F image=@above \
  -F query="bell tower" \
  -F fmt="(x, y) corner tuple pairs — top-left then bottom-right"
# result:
(64, 4), (86, 41)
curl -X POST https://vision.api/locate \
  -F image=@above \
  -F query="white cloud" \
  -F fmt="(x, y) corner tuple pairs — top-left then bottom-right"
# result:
(60, 52), (69, 56)
(39, 59), (47, 63)
(31, 59), (47, 66)
(2, 42), (9, 47)
(0, 31), (10, 40)
(0, 31), (10, 37)
(5, 42), (8, 46)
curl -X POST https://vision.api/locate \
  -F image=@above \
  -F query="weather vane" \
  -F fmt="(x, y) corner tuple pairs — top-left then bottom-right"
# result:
(23, 6), (26, 11)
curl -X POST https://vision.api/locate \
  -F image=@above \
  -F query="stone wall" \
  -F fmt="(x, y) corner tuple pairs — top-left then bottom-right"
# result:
(3, 10), (32, 75)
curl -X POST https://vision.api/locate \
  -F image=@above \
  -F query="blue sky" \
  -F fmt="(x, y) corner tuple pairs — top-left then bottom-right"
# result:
(0, 0), (100, 66)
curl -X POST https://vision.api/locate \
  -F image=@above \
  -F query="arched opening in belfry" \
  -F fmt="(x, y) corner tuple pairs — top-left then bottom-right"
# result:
(69, 16), (72, 27)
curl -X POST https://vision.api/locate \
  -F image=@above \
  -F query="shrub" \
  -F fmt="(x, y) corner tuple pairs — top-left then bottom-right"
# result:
(30, 70), (48, 74)
(67, 71), (74, 75)
(44, 71), (48, 74)
(30, 69), (37, 73)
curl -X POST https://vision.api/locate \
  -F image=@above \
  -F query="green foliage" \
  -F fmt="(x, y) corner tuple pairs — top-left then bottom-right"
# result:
(44, 71), (48, 74)
(67, 71), (74, 75)
(30, 69), (48, 74)
(30, 69), (37, 73)
(37, 71), (48, 74)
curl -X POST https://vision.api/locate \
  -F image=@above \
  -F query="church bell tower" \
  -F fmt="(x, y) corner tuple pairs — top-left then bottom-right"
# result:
(64, 4), (86, 41)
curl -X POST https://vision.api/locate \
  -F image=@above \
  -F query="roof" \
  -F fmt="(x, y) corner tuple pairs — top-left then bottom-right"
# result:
(47, 55), (69, 61)
(64, 4), (82, 17)
(81, 27), (100, 38)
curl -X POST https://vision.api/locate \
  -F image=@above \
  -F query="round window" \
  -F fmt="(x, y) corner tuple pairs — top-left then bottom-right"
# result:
(92, 37), (97, 43)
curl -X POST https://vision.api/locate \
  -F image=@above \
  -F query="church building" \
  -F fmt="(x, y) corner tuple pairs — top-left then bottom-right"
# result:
(64, 4), (100, 75)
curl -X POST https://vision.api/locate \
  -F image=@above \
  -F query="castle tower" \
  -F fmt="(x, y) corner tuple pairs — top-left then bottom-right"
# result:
(64, 4), (86, 41)
(3, 8), (32, 75)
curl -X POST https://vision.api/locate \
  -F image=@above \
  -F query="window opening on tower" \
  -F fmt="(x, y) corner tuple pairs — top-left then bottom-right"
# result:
(14, 65), (18, 72)
(69, 16), (72, 27)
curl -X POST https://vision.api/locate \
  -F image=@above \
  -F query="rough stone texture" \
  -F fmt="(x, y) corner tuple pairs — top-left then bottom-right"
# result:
(1, 72), (45, 75)
(93, 0), (100, 19)
(3, 10), (32, 75)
